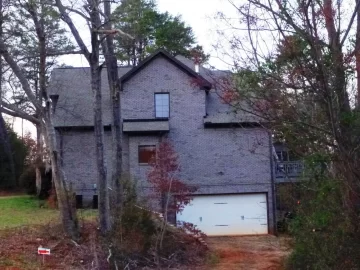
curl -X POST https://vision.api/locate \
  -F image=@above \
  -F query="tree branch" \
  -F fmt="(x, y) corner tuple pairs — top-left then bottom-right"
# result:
(55, 0), (91, 63)
(0, 40), (41, 110)
(340, 0), (360, 47)
(63, 5), (90, 21)
(44, 50), (84, 56)
(0, 103), (39, 124)
(94, 29), (134, 40)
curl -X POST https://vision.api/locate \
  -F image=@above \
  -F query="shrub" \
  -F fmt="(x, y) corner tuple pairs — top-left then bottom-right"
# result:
(0, 125), (28, 189)
(19, 165), (52, 199)
(107, 176), (207, 269)
(286, 175), (360, 269)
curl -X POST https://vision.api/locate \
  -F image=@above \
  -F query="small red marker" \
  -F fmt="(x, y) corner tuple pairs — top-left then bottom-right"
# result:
(38, 247), (51, 264)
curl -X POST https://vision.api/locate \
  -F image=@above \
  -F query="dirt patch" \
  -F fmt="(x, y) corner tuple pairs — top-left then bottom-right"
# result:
(0, 219), (208, 269)
(204, 235), (292, 270)
(0, 222), (109, 269)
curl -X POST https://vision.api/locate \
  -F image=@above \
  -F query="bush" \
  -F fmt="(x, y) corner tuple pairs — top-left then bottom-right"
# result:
(107, 176), (208, 269)
(19, 165), (52, 199)
(286, 176), (360, 270)
(0, 125), (28, 189)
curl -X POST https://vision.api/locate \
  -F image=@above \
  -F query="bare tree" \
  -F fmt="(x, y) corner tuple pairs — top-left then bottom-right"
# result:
(0, 0), (15, 188)
(55, 0), (132, 233)
(212, 0), (360, 252)
(0, 0), (79, 239)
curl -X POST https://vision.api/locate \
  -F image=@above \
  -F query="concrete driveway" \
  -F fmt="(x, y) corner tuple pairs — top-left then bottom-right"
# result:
(205, 235), (291, 270)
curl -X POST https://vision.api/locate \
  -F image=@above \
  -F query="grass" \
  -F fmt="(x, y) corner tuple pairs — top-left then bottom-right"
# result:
(0, 195), (97, 230)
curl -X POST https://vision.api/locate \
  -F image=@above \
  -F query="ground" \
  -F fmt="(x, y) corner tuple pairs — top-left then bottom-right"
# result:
(0, 195), (291, 269)
(0, 195), (101, 269)
(203, 236), (291, 270)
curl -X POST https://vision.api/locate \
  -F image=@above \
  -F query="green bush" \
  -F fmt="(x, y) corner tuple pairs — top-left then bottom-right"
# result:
(19, 165), (52, 199)
(108, 177), (157, 268)
(286, 175), (360, 269)
(0, 125), (28, 189)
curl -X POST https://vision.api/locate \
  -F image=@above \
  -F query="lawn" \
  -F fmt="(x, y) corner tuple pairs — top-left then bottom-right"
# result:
(0, 195), (96, 229)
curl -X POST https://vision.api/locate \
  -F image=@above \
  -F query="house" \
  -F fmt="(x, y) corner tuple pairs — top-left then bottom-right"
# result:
(48, 50), (276, 236)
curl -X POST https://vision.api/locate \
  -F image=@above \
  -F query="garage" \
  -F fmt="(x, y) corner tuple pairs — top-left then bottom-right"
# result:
(177, 193), (268, 236)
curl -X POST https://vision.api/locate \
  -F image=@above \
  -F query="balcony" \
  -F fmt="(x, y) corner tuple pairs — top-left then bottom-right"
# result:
(275, 161), (304, 180)
(122, 119), (169, 134)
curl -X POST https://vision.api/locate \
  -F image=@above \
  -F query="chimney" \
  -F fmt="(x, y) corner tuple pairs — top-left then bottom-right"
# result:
(195, 63), (199, 73)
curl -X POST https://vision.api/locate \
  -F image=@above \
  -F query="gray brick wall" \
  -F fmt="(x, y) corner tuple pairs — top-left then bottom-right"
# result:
(58, 130), (113, 203)
(121, 55), (274, 232)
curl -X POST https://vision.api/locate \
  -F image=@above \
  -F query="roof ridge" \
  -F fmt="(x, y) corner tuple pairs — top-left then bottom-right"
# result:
(54, 66), (133, 70)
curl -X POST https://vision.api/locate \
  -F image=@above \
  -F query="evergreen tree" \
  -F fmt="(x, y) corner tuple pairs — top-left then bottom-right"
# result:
(0, 121), (28, 189)
(113, 0), (208, 65)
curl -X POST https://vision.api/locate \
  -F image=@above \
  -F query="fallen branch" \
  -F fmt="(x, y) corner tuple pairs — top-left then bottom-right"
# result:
(94, 29), (134, 40)
(71, 240), (80, 247)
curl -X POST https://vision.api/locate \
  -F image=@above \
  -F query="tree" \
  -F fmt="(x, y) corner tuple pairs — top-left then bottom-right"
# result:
(55, 0), (134, 234)
(6, 0), (75, 196)
(113, 0), (209, 65)
(0, 0), (79, 239)
(55, 0), (111, 234)
(0, 113), (15, 187)
(103, 0), (124, 211)
(0, 121), (28, 189)
(213, 0), (360, 267)
(147, 140), (194, 249)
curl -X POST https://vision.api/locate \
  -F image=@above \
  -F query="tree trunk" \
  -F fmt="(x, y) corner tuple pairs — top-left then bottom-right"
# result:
(43, 113), (79, 240)
(35, 124), (42, 196)
(89, 4), (111, 232)
(35, 0), (79, 238)
(91, 62), (111, 233)
(103, 0), (123, 210)
(55, 0), (111, 234)
(356, 0), (360, 107)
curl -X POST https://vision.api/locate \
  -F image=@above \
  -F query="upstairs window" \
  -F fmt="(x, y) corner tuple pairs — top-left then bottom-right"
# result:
(139, 145), (156, 164)
(155, 93), (169, 118)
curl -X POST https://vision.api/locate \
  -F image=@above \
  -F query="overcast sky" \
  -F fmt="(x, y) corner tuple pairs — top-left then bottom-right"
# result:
(10, 0), (237, 135)
(57, 0), (237, 69)
(157, 0), (229, 65)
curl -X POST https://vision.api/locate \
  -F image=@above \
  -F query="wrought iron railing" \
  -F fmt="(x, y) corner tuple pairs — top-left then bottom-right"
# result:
(275, 161), (304, 178)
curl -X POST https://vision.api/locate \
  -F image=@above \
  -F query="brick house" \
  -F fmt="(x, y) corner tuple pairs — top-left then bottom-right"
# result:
(49, 50), (276, 236)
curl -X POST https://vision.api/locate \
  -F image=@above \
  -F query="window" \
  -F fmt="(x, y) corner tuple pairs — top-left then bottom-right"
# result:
(155, 93), (169, 118)
(138, 145), (156, 164)
(276, 151), (289, 161)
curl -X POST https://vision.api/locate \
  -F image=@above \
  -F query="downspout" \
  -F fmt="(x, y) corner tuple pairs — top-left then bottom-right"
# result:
(269, 132), (277, 236)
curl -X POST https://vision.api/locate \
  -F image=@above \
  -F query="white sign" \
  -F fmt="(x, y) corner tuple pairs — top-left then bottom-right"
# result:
(38, 247), (51, 255)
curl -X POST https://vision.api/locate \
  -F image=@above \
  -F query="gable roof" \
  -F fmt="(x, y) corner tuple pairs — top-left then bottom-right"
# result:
(119, 49), (212, 90)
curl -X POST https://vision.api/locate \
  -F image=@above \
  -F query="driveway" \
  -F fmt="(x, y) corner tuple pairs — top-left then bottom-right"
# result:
(205, 235), (291, 270)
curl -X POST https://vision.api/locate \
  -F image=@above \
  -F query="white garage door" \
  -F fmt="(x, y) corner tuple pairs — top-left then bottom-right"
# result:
(177, 193), (268, 236)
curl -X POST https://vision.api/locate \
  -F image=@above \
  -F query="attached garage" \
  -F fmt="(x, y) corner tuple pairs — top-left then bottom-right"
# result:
(177, 193), (268, 236)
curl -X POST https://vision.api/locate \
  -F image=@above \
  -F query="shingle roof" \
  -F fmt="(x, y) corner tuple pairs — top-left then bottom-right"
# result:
(120, 49), (212, 90)
(49, 51), (259, 127)
(49, 67), (131, 127)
